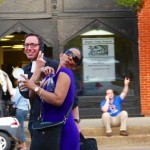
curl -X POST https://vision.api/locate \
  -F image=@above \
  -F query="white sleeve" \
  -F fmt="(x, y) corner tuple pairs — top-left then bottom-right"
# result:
(10, 88), (17, 101)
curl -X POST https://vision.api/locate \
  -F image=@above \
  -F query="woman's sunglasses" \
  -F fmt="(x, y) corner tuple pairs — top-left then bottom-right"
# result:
(64, 50), (80, 65)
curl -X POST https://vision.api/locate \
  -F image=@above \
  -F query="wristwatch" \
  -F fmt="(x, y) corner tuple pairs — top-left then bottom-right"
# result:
(34, 87), (40, 93)
(74, 118), (80, 123)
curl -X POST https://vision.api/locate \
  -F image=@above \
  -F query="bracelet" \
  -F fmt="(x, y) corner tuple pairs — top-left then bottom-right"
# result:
(74, 118), (80, 123)
(39, 88), (44, 97)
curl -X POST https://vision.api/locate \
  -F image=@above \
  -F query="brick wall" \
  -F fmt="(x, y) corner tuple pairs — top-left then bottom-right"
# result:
(138, 0), (150, 116)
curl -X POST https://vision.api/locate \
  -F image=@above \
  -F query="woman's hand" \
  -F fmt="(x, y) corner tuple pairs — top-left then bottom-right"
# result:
(40, 66), (55, 77)
(40, 66), (55, 87)
(19, 74), (37, 91)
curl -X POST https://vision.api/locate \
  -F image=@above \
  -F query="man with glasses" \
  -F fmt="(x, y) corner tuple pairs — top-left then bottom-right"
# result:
(20, 33), (58, 138)
(20, 33), (81, 139)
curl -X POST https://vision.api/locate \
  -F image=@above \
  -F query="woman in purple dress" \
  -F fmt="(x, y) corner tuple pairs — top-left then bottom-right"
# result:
(21, 48), (82, 150)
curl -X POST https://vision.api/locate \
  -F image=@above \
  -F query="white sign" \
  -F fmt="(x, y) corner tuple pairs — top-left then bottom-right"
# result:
(82, 38), (116, 82)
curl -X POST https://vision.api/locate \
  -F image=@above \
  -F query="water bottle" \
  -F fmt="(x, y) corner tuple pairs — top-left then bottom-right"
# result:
(46, 73), (55, 92)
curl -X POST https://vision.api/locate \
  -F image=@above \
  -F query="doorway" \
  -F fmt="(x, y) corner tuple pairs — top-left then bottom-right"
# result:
(0, 32), (53, 87)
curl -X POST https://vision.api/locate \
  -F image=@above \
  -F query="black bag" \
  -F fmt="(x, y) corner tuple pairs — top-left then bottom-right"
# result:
(30, 118), (64, 150)
(30, 102), (74, 150)
(80, 133), (98, 150)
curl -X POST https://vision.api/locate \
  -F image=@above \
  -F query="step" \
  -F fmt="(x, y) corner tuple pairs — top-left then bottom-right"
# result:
(80, 117), (150, 128)
(82, 133), (150, 150)
(80, 117), (150, 149)
(81, 128), (150, 148)
(80, 116), (150, 131)
(81, 126), (150, 136)
(87, 134), (150, 145)
(99, 143), (150, 150)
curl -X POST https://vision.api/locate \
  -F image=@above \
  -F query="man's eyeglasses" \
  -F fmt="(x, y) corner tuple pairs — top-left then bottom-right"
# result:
(64, 50), (80, 65)
(24, 43), (40, 49)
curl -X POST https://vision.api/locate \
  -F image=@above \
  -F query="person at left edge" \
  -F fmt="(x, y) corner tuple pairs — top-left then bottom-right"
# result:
(11, 79), (30, 150)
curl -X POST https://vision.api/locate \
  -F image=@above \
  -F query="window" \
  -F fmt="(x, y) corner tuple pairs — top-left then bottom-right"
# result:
(65, 30), (134, 96)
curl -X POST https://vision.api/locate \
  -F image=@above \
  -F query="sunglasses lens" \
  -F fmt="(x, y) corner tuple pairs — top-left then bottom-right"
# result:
(65, 50), (79, 65)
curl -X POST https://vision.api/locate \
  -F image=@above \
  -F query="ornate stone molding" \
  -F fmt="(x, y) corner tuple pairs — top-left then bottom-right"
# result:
(0, 0), (51, 19)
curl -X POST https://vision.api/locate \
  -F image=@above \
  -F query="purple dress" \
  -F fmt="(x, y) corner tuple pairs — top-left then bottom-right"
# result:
(41, 67), (80, 150)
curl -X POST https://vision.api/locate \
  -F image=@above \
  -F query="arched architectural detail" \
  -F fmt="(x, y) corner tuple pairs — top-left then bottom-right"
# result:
(0, 21), (54, 47)
(59, 18), (138, 47)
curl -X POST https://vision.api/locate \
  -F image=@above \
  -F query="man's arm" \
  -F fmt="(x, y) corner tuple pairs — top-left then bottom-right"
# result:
(120, 77), (130, 100)
(72, 95), (80, 131)
(101, 96), (110, 112)
(72, 106), (80, 132)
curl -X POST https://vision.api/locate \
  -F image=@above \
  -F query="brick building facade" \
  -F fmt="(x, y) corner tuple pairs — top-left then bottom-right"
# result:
(138, 0), (150, 116)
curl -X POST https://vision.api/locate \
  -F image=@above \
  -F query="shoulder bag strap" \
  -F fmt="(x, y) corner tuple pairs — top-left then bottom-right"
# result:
(39, 95), (74, 122)
(63, 102), (74, 123)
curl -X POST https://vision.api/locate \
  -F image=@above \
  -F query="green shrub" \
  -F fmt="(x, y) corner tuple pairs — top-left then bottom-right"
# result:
(116, 0), (144, 12)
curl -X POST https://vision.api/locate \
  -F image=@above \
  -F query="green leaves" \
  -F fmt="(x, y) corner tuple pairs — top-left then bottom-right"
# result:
(0, 0), (3, 4)
(116, 0), (144, 12)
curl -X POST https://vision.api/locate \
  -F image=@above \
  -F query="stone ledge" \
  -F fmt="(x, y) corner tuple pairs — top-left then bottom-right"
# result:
(80, 117), (150, 128)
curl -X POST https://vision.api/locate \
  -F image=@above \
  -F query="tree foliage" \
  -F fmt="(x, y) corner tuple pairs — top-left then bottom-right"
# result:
(0, 0), (3, 4)
(116, 0), (144, 12)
